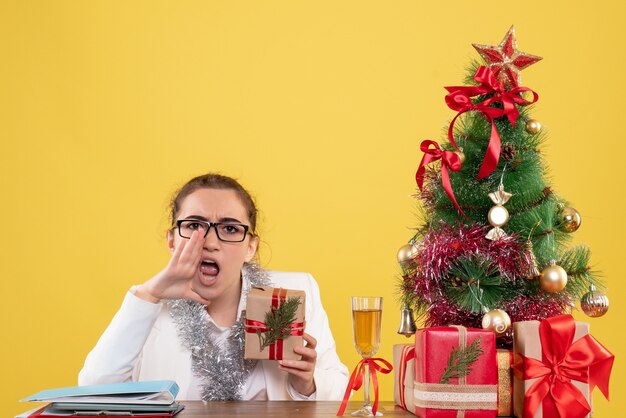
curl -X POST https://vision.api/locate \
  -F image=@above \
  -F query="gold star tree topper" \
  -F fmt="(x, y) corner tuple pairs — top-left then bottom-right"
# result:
(472, 26), (542, 88)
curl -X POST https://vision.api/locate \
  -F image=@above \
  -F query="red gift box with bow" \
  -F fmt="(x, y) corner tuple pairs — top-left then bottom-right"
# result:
(512, 315), (614, 418)
(414, 326), (498, 418)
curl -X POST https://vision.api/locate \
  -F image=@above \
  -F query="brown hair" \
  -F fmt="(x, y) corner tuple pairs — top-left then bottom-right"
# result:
(169, 173), (258, 232)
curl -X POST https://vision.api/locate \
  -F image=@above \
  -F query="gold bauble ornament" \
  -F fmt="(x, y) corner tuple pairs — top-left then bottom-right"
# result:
(580, 284), (609, 317)
(481, 308), (511, 336)
(558, 207), (582, 233)
(539, 261), (568, 293)
(455, 151), (466, 165)
(525, 119), (542, 134)
(397, 243), (419, 264)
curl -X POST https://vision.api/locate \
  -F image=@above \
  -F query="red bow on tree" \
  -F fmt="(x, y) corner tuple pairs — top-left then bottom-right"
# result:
(445, 66), (538, 180)
(415, 140), (465, 217)
(512, 315), (614, 418)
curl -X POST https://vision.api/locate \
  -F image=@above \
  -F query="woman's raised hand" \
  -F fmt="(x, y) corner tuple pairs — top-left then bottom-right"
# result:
(134, 230), (210, 305)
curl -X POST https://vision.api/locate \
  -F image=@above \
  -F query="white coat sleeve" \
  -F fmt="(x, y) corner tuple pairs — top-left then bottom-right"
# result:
(78, 289), (162, 385)
(303, 273), (349, 400)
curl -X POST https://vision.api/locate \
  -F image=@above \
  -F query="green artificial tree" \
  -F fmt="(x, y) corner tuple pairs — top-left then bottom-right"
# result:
(398, 27), (609, 345)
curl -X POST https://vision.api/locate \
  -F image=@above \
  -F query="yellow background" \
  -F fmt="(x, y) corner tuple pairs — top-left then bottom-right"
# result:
(1, 1), (624, 416)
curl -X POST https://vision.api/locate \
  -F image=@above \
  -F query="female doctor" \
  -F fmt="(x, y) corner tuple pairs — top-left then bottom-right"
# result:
(78, 173), (349, 401)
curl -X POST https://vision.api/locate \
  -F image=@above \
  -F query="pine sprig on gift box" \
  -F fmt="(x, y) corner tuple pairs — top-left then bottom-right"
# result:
(439, 337), (483, 384)
(257, 296), (302, 351)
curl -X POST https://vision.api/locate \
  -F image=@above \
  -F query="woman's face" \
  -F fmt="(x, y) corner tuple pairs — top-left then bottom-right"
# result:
(168, 187), (258, 304)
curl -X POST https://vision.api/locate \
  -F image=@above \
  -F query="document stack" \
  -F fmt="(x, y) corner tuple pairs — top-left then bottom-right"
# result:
(19, 380), (183, 417)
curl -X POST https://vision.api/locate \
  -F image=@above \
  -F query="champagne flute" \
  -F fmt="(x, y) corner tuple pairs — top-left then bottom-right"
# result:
(351, 296), (383, 417)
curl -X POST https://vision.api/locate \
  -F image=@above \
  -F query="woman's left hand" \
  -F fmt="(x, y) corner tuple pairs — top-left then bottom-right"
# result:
(278, 332), (317, 397)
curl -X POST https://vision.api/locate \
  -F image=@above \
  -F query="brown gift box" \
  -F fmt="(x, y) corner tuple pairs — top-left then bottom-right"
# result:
(512, 320), (591, 418)
(244, 286), (305, 361)
(393, 344), (416, 413)
(496, 349), (513, 417)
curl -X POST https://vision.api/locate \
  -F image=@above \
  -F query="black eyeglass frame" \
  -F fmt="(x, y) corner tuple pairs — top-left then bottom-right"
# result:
(175, 219), (252, 242)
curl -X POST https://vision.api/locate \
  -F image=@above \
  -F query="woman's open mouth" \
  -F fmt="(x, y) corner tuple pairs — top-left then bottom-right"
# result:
(199, 259), (220, 277)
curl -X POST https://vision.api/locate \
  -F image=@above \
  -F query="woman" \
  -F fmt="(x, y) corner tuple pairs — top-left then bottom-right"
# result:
(79, 174), (349, 400)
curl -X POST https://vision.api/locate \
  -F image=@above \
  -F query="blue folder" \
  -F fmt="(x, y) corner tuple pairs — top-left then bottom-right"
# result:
(21, 380), (180, 405)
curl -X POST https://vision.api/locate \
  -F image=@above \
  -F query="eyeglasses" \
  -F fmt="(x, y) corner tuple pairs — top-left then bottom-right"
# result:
(175, 220), (252, 242)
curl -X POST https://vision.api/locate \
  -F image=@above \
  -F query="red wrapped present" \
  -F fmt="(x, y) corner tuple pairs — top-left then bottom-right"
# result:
(244, 287), (305, 360)
(414, 325), (498, 418)
(512, 314), (614, 418)
(496, 349), (513, 417)
(394, 344), (416, 412)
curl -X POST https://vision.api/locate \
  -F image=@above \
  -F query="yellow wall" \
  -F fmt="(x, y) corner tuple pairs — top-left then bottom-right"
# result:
(1, 2), (624, 416)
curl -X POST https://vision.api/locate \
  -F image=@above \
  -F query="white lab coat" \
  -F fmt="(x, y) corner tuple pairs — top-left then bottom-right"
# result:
(78, 271), (349, 400)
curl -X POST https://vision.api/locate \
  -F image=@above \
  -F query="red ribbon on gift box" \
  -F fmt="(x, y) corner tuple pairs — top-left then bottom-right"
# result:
(445, 66), (538, 180)
(337, 357), (393, 416)
(512, 315), (614, 418)
(244, 288), (304, 360)
(397, 346), (415, 411)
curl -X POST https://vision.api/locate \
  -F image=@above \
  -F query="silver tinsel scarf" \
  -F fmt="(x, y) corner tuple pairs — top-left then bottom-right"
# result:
(166, 263), (272, 401)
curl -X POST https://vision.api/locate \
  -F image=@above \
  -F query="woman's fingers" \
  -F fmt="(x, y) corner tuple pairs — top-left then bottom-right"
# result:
(178, 231), (201, 264)
(303, 333), (317, 350)
(185, 288), (211, 305)
(285, 333), (318, 366)
(279, 352), (316, 396)
(279, 359), (313, 372)
(171, 233), (187, 260)
(277, 332), (318, 396)
(139, 231), (210, 302)
(168, 231), (204, 280)
(281, 346), (316, 371)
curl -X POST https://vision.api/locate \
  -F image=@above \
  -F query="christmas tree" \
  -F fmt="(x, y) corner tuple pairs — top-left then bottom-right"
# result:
(398, 27), (609, 346)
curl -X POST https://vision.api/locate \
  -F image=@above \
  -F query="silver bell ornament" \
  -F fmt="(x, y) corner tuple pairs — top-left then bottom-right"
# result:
(397, 304), (418, 337)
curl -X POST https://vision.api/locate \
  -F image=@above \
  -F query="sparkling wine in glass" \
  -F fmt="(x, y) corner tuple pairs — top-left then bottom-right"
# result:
(351, 296), (383, 416)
